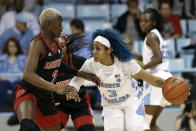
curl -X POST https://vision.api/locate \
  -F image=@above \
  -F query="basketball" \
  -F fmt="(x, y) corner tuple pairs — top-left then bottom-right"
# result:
(162, 76), (190, 104)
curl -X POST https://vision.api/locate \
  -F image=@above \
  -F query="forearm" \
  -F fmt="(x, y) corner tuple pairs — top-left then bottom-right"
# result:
(23, 72), (57, 92)
(149, 76), (165, 88)
(77, 71), (92, 81)
(142, 59), (162, 70)
(134, 69), (165, 88)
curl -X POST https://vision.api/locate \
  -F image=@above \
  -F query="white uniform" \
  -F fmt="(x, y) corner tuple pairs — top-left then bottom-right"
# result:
(142, 29), (172, 107)
(70, 57), (144, 131)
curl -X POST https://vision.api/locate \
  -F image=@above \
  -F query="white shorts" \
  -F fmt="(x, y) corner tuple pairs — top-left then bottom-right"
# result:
(102, 97), (145, 131)
(143, 71), (172, 107)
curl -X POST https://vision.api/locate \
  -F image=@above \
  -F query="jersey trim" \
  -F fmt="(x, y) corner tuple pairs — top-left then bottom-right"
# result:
(39, 34), (57, 54)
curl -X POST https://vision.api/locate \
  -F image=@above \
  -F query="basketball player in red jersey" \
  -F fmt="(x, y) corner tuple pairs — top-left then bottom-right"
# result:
(14, 8), (100, 131)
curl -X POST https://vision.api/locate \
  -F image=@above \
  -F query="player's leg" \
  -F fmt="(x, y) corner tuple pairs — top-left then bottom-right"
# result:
(125, 98), (145, 131)
(102, 106), (125, 131)
(151, 106), (163, 131)
(14, 84), (40, 131)
(71, 93), (95, 131)
(144, 105), (162, 131)
(16, 99), (40, 131)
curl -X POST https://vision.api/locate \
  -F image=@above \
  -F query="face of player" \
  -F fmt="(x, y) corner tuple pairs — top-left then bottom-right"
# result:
(93, 41), (111, 63)
(160, 3), (171, 18)
(140, 13), (155, 33)
(48, 16), (63, 38)
(8, 41), (18, 55)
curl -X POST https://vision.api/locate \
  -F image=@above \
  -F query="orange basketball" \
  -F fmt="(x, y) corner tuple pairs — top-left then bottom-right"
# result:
(162, 76), (190, 104)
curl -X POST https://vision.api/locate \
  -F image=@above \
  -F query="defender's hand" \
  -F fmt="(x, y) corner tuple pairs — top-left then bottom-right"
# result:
(55, 85), (76, 95)
(66, 90), (81, 102)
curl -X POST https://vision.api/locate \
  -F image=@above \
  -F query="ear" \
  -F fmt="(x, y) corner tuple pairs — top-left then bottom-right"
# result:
(107, 48), (112, 54)
(152, 20), (156, 27)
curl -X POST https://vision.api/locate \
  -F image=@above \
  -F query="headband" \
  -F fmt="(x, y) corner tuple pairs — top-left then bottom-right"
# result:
(94, 35), (111, 48)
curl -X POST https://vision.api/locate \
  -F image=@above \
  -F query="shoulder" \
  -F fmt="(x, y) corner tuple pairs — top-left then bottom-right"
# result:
(28, 37), (44, 50)
(1, 11), (14, 19)
(147, 30), (159, 42)
(85, 57), (94, 64)
(0, 55), (8, 61)
(23, 11), (37, 20)
(17, 54), (26, 60)
(120, 11), (129, 18)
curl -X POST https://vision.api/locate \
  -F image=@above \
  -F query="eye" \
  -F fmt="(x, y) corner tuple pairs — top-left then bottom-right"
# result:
(96, 47), (100, 51)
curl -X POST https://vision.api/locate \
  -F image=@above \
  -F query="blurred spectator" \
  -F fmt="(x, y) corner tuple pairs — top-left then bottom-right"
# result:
(0, 0), (40, 36)
(1, 0), (36, 13)
(184, 0), (196, 19)
(0, 13), (34, 53)
(160, 1), (182, 39)
(76, 0), (110, 4)
(113, 0), (145, 40)
(176, 101), (196, 131)
(153, 0), (182, 16)
(69, 18), (92, 59)
(0, 38), (25, 112)
(121, 33), (134, 50)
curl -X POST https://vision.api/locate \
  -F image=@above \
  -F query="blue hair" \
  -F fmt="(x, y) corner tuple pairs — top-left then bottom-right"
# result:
(92, 29), (134, 62)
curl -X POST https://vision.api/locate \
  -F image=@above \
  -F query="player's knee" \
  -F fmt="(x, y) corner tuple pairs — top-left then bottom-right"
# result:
(19, 119), (41, 131)
(77, 125), (95, 131)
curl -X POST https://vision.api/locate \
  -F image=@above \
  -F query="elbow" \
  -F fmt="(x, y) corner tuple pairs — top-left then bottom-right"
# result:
(22, 71), (33, 81)
(158, 58), (162, 64)
(155, 57), (162, 64)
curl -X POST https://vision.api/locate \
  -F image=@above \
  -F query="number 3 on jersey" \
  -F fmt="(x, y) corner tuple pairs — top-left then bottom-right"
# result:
(108, 90), (117, 97)
(51, 70), (58, 83)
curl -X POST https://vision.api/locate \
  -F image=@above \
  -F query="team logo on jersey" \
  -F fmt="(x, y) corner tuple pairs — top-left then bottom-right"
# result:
(44, 59), (61, 69)
(48, 52), (52, 56)
(115, 74), (121, 82)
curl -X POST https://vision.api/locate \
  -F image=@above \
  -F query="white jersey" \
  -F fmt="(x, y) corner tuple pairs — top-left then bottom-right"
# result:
(142, 29), (169, 73)
(69, 57), (142, 106)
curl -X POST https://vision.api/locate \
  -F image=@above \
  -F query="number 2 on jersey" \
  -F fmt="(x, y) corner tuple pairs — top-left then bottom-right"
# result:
(51, 70), (58, 83)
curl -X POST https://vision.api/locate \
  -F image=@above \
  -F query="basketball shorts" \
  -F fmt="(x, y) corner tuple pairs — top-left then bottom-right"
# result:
(14, 84), (61, 128)
(57, 93), (94, 130)
(102, 97), (145, 131)
(143, 71), (172, 107)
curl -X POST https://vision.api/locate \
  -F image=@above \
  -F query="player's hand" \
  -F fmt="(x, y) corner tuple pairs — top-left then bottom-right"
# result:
(66, 89), (81, 102)
(55, 85), (76, 95)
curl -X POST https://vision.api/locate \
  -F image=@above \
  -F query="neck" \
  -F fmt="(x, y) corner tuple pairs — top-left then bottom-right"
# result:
(41, 30), (54, 45)
(101, 55), (114, 66)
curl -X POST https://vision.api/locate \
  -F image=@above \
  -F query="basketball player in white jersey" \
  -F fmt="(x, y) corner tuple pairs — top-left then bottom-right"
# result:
(69, 29), (168, 131)
(139, 8), (172, 131)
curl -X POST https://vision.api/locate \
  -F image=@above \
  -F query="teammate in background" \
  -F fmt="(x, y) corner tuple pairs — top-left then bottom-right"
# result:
(54, 40), (95, 131)
(139, 8), (172, 131)
(69, 28), (167, 131)
(14, 8), (100, 131)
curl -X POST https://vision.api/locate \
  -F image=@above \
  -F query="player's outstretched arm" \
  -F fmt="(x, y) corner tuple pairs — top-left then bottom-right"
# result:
(133, 69), (165, 88)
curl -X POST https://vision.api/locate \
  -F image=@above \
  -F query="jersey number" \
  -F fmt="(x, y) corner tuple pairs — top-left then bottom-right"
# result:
(51, 70), (58, 83)
(108, 90), (117, 97)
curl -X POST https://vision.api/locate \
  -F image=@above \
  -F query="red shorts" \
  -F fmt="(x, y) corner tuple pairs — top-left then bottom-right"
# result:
(14, 84), (61, 128)
(58, 93), (94, 129)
